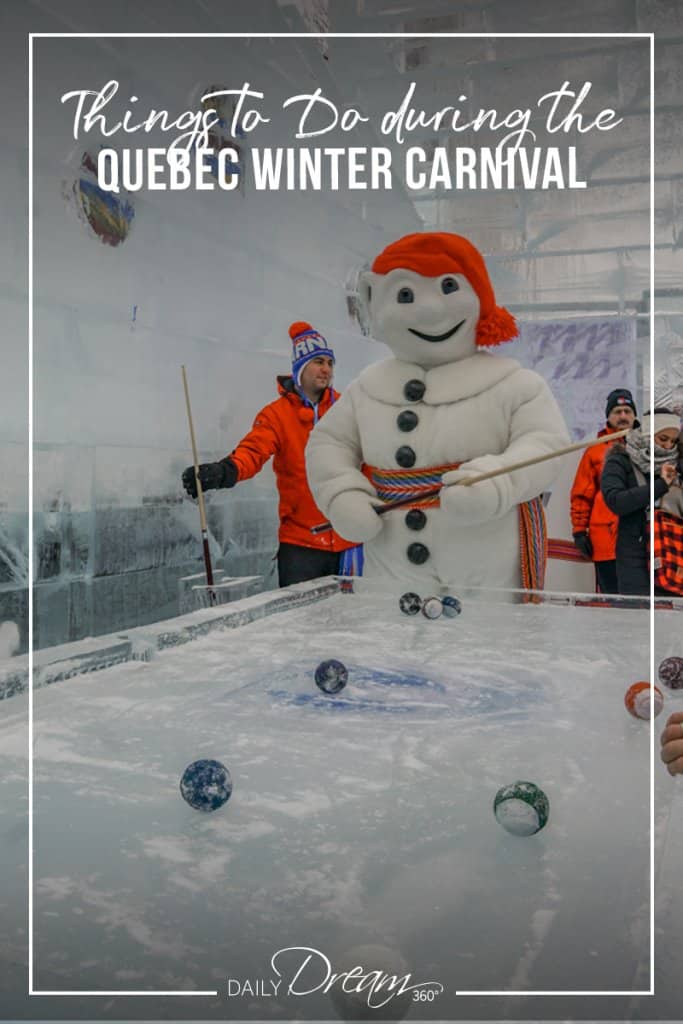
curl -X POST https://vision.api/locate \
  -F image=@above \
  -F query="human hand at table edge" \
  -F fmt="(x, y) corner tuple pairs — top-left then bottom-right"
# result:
(660, 711), (683, 776)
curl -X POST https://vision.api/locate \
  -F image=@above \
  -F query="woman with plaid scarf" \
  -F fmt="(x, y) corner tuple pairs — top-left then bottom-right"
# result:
(600, 408), (682, 595)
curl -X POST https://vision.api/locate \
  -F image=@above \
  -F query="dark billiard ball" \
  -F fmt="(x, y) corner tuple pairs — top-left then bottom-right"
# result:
(314, 659), (348, 694)
(399, 592), (422, 615)
(658, 656), (683, 690)
(180, 759), (232, 812)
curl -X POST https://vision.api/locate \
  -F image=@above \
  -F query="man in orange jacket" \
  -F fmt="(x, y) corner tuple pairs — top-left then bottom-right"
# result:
(570, 388), (637, 594)
(182, 322), (355, 586)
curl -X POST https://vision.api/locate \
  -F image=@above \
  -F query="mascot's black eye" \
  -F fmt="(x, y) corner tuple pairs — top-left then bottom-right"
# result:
(397, 287), (414, 304)
(441, 277), (459, 294)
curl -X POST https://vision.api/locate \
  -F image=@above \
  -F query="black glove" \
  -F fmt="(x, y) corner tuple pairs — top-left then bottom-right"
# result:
(573, 531), (593, 559)
(182, 458), (238, 499)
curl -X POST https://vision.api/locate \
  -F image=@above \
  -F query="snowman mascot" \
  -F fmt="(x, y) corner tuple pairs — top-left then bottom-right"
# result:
(306, 232), (569, 592)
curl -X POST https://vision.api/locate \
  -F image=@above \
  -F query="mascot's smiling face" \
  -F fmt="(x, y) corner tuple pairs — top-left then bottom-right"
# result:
(361, 267), (480, 368)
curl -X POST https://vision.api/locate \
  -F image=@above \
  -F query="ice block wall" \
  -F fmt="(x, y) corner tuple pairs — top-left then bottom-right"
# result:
(1, 29), (421, 653)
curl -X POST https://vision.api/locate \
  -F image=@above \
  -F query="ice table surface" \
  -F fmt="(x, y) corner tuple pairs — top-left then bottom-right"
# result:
(1, 588), (681, 1020)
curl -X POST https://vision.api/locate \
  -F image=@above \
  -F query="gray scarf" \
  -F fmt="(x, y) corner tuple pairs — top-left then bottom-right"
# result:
(625, 428), (676, 475)
(626, 429), (683, 518)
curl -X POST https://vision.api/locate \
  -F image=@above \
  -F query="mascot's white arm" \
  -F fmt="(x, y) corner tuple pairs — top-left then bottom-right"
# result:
(306, 388), (383, 542)
(441, 368), (570, 525)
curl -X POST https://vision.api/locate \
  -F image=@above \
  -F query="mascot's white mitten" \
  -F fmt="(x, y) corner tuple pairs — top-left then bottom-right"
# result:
(441, 455), (509, 525)
(328, 490), (384, 543)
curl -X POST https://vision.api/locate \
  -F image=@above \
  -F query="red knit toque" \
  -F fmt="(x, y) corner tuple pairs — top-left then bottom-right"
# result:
(288, 321), (335, 386)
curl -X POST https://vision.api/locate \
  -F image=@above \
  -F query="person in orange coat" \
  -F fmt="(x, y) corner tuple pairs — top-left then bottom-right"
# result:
(182, 322), (355, 586)
(570, 388), (637, 594)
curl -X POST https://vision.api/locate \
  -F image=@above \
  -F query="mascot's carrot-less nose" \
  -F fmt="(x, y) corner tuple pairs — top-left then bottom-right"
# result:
(306, 231), (569, 593)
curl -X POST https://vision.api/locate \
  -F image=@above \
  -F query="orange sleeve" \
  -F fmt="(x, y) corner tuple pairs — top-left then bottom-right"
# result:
(228, 405), (281, 482)
(570, 449), (597, 533)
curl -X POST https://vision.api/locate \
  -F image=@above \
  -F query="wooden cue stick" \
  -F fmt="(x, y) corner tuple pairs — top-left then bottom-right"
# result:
(432, 426), (631, 490)
(310, 427), (630, 533)
(181, 365), (216, 604)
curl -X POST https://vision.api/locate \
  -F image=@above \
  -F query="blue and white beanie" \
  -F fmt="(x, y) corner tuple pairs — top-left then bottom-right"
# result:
(289, 321), (335, 387)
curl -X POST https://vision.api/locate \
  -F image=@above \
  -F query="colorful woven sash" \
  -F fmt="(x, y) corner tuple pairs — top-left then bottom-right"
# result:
(519, 495), (547, 598)
(360, 462), (547, 594)
(362, 462), (458, 508)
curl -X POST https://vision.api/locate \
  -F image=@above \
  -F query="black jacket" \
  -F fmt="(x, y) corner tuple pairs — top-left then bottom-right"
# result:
(600, 445), (669, 595)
